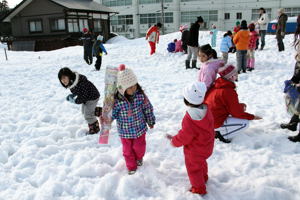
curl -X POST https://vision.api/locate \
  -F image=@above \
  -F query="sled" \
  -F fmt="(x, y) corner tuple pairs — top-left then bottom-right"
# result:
(99, 66), (118, 144)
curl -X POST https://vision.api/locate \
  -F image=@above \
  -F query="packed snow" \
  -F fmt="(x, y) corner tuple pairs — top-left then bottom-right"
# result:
(0, 31), (300, 200)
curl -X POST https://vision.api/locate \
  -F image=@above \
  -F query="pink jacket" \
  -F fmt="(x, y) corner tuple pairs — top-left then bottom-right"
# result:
(248, 31), (259, 50)
(198, 59), (224, 89)
(175, 40), (183, 52)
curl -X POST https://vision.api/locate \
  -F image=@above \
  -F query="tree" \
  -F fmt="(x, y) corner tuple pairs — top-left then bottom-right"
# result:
(0, 0), (11, 37)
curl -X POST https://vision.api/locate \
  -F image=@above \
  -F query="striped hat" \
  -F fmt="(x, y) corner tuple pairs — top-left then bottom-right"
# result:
(218, 65), (237, 79)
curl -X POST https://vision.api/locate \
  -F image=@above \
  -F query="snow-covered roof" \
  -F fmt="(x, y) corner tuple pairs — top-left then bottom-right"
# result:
(2, 0), (117, 22)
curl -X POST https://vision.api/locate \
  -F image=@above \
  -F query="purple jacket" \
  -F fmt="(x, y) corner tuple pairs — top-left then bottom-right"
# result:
(198, 59), (224, 89)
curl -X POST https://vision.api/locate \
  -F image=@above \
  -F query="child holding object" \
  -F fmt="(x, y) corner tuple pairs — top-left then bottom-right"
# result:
(58, 67), (101, 134)
(112, 64), (156, 175)
(166, 82), (215, 195)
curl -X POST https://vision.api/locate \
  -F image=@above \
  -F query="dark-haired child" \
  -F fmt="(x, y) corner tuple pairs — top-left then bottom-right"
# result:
(166, 82), (215, 195)
(58, 67), (101, 134)
(197, 44), (224, 89)
(247, 23), (259, 71)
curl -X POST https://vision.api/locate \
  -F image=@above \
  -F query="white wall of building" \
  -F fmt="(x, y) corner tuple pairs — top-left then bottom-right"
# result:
(96, 0), (300, 38)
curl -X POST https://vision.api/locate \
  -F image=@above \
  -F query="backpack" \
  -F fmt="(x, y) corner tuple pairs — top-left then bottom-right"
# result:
(284, 80), (300, 115)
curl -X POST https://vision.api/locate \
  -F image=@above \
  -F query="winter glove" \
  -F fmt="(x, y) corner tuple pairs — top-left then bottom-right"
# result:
(66, 94), (77, 104)
(281, 32), (285, 38)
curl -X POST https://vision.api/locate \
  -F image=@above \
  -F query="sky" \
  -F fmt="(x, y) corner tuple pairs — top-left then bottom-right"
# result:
(7, 0), (22, 8)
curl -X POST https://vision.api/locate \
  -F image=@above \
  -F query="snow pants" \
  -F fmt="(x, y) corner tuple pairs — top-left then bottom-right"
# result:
(247, 49), (255, 69)
(149, 41), (156, 55)
(121, 133), (146, 171)
(94, 55), (102, 70)
(222, 52), (229, 64)
(184, 152), (208, 194)
(81, 98), (99, 124)
(84, 46), (93, 65)
(236, 50), (247, 72)
(186, 46), (198, 61)
(215, 117), (249, 140)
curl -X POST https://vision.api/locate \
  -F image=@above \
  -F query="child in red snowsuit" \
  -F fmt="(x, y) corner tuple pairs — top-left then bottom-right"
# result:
(166, 82), (215, 195)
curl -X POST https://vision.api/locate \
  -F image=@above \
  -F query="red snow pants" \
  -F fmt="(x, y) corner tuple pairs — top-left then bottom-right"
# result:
(149, 41), (156, 55)
(121, 133), (146, 171)
(184, 153), (208, 194)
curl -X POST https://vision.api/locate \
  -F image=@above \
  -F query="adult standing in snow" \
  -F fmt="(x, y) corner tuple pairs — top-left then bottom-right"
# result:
(276, 8), (288, 52)
(185, 16), (204, 69)
(204, 65), (262, 143)
(256, 7), (268, 50)
(281, 15), (300, 142)
(180, 24), (189, 54)
(145, 23), (162, 55)
(81, 28), (95, 65)
(166, 82), (214, 195)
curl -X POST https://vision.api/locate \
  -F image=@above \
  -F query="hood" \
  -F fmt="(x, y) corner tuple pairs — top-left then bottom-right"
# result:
(187, 105), (207, 121)
(214, 77), (236, 89)
(68, 72), (84, 89)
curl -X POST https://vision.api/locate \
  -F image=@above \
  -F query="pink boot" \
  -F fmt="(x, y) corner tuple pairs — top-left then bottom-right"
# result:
(248, 58), (255, 71)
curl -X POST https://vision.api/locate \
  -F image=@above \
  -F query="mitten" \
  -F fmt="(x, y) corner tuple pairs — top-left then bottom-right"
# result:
(66, 94), (76, 103)
(281, 32), (285, 38)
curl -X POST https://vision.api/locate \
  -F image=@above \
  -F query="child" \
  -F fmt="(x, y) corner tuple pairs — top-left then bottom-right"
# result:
(175, 39), (183, 52)
(220, 30), (233, 64)
(180, 24), (189, 54)
(233, 21), (241, 35)
(92, 35), (107, 71)
(58, 67), (101, 134)
(247, 23), (259, 71)
(198, 44), (224, 89)
(233, 20), (250, 73)
(166, 82), (215, 195)
(210, 24), (218, 48)
(112, 64), (156, 175)
(167, 39), (177, 52)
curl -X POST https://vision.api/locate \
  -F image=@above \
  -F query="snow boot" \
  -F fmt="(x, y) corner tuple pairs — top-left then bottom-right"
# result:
(87, 120), (100, 135)
(215, 131), (231, 143)
(189, 186), (207, 195)
(185, 60), (191, 69)
(128, 170), (136, 175)
(280, 115), (299, 131)
(137, 159), (143, 166)
(191, 60), (198, 69)
(94, 106), (102, 117)
(288, 133), (300, 142)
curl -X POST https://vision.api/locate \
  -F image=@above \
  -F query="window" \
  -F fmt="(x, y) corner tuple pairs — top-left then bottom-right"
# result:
(94, 19), (102, 32)
(68, 19), (79, 32)
(284, 7), (300, 17)
(139, 0), (172, 4)
(50, 19), (65, 31)
(251, 8), (272, 21)
(236, 12), (242, 19)
(140, 13), (173, 24)
(29, 20), (42, 33)
(79, 19), (88, 32)
(181, 10), (218, 29)
(102, 0), (132, 7)
(225, 13), (230, 20)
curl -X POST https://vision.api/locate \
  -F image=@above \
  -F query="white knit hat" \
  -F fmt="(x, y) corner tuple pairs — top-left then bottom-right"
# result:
(117, 64), (138, 95)
(97, 35), (103, 41)
(183, 82), (207, 105)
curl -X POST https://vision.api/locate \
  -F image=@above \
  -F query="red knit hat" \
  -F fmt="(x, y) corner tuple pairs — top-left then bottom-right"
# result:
(218, 65), (237, 79)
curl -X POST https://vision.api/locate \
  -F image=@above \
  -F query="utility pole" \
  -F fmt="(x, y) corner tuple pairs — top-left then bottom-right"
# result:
(161, 0), (164, 34)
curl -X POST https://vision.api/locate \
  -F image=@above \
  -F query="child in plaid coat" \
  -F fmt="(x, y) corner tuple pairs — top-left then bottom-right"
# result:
(112, 64), (156, 175)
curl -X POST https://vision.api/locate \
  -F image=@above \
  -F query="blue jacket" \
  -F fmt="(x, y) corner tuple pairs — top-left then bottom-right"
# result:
(220, 36), (233, 53)
(167, 42), (176, 52)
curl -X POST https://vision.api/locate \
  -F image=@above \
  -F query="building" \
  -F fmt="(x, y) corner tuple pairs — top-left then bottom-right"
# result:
(2, 0), (117, 51)
(95, 0), (300, 38)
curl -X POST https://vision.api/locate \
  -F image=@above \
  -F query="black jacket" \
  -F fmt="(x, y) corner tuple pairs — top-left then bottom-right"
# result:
(187, 22), (200, 47)
(69, 73), (100, 104)
(81, 33), (94, 48)
(181, 30), (189, 46)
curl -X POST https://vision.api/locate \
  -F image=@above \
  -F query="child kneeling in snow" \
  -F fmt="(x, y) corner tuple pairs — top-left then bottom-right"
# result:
(167, 39), (177, 52)
(58, 67), (101, 134)
(112, 64), (156, 175)
(166, 82), (215, 195)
